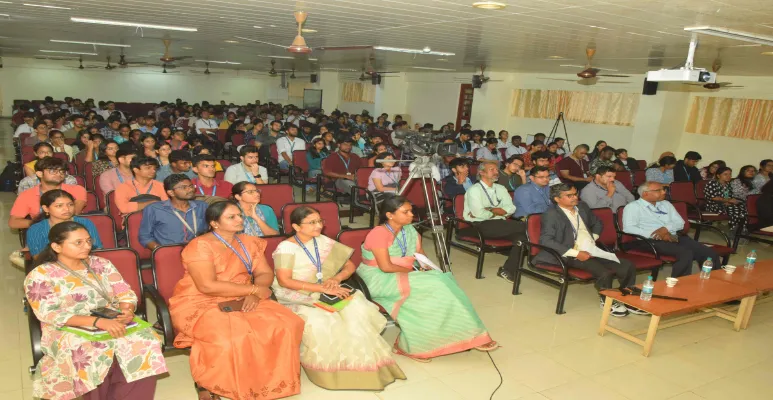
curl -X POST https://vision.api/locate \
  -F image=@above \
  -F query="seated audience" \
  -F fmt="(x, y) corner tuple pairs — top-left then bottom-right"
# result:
(648, 151), (675, 168)
(513, 166), (552, 218)
(98, 148), (136, 199)
(368, 153), (401, 205)
(732, 165), (760, 201)
(613, 148), (639, 171)
(139, 174), (208, 251)
(506, 135), (527, 157)
(357, 196), (498, 362)
(168, 129), (189, 151)
(10, 157), (87, 229)
(546, 142), (564, 163)
(499, 155), (527, 191)
(24, 120), (50, 146)
(90, 140), (120, 177)
(497, 130), (509, 149)
(24, 142), (55, 177)
(535, 183), (640, 317)
(14, 112), (35, 137)
(700, 160), (725, 180)
(224, 145), (268, 185)
(139, 132), (158, 159)
(580, 166), (635, 212)
(190, 154), (233, 198)
(554, 137), (567, 155)
(48, 130), (74, 161)
(556, 144), (591, 190)
(532, 151), (562, 186)
(587, 140), (607, 161)
(674, 151), (702, 182)
(324, 139), (361, 194)
(156, 142), (171, 167)
(25, 221), (167, 400)
(272, 206), (406, 389)
(521, 140), (544, 170)
(442, 157), (475, 198)
(623, 181), (720, 277)
(463, 162), (525, 282)
(169, 201), (304, 400)
(350, 129), (367, 157)
(114, 157), (168, 229)
(645, 155), (676, 186)
(26, 190), (103, 257)
(276, 124), (306, 170)
(705, 166), (748, 234)
(232, 182), (279, 237)
(589, 146), (618, 175)
(455, 130), (474, 158)
(753, 159), (773, 191)
(156, 150), (196, 182)
(476, 138), (502, 163)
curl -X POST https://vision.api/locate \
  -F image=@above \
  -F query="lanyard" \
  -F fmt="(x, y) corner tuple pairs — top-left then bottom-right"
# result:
(56, 260), (117, 307)
(460, 141), (468, 152)
(384, 223), (407, 257)
(647, 205), (668, 215)
(337, 153), (351, 172)
(170, 206), (197, 242)
(115, 168), (125, 184)
(241, 204), (266, 237)
(683, 165), (691, 180)
(478, 181), (502, 207)
(131, 179), (154, 196)
(213, 232), (253, 278)
(567, 208), (581, 240)
(38, 186), (43, 214)
(285, 137), (296, 153)
(294, 236), (323, 283)
(196, 180), (217, 196)
(242, 163), (256, 183)
(533, 184), (551, 205)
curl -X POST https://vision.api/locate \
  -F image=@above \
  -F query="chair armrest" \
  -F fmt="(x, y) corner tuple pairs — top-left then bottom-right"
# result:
(671, 200), (706, 224)
(446, 216), (488, 244)
(520, 241), (572, 279)
(687, 223), (732, 248)
(618, 231), (661, 259)
(143, 285), (175, 351)
(343, 273), (372, 302)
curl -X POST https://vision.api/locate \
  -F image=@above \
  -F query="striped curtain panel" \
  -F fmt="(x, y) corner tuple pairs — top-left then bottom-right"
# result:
(685, 96), (773, 141)
(342, 82), (376, 104)
(511, 89), (640, 127)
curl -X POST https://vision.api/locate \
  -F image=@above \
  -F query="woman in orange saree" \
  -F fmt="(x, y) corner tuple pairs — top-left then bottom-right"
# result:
(169, 201), (305, 400)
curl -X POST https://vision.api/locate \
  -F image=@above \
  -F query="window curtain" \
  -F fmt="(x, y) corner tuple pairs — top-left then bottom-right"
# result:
(685, 96), (773, 141)
(511, 89), (640, 126)
(342, 82), (376, 104)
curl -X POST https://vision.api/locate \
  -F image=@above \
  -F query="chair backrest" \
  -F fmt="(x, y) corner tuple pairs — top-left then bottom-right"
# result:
(84, 162), (95, 190)
(636, 160), (647, 170)
(91, 248), (142, 306)
(151, 245), (185, 302)
(93, 174), (107, 207)
(231, 133), (245, 146)
(293, 150), (309, 172)
(216, 159), (231, 169)
(696, 179), (710, 199)
(73, 175), (85, 187)
(747, 194), (760, 225)
(105, 190), (124, 230)
(126, 211), (151, 258)
(526, 214), (542, 257)
(216, 129), (227, 143)
(355, 167), (376, 199)
(473, 148), (480, 159)
(614, 208), (636, 244)
(74, 152), (87, 177)
(452, 194), (471, 230)
(499, 148), (507, 161)
(64, 138), (76, 145)
(633, 170), (646, 187)
(83, 191), (99, 213)
(21, 150), (35, 165)
(262, 235), (285, 270)
(53, 152), (69, 163)
(616, 171), (633, 191)
(671, 201), (690, 233)
(269, 143), (279, 162)
(258, 183), (294, 216)
(80, 214), (117, 248)
(669, 181), (697, 205)
(590, 208), (617, 248)
(281, 202), (341, 237)
(402, 178), (439, 209)
(337, 228), (372, 266)
(469, 163), (479, 178)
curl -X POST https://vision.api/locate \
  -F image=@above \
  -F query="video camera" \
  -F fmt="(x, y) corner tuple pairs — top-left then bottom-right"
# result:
(392, 130), (458, 157)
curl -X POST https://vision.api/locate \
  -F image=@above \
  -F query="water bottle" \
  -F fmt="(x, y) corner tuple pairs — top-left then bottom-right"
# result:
(744, 250), (757, 270)
(640, 276), (654, 301)
(700, 259), (713, 279)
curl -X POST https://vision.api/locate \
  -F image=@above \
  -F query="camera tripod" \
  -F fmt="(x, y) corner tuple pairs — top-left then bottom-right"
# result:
(546, 112), (572, 152)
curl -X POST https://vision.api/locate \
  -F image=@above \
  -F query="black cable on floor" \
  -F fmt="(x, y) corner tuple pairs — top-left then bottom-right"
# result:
(487, 351), (503, 400)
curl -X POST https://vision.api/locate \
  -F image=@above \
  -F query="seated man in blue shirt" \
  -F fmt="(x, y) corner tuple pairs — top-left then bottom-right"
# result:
(622, 181), (720, 277)
(513, 166), (552, 218)
(139, 174), (208, 251)
(155, 150), (196, 182)
(442, 157), (476, 198)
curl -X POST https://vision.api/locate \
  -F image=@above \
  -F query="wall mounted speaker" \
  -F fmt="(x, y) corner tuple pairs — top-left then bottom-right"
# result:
(642, 78), (658, 95)
(310, 74), (318, 83)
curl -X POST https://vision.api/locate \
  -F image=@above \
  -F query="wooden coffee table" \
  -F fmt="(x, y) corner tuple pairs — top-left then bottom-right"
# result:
(599, 274), (757, 356)
(710, 261), (773, 329)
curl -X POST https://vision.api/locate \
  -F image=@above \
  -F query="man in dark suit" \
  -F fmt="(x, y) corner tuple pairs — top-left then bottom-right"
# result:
(533, 183), (640, 317)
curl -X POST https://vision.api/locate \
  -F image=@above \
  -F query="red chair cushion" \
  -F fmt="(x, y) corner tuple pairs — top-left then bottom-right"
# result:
(700, 243), (734, 256)
(701, 214), (730, 221)
(617, 252), (663, 270)
(531, 263), (594, 280)
(455, 236), (513, 248)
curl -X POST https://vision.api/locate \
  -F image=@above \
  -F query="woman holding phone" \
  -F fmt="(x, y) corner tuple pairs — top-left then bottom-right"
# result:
(272, 206), (405, 390)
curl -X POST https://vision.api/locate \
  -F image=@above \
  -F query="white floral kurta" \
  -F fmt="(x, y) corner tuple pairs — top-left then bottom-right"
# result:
(24, 256), (167, 400)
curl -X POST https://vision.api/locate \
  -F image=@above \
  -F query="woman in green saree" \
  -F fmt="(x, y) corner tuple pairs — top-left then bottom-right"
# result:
(357, 196), (498, 362)
(272, 206), (405, 390)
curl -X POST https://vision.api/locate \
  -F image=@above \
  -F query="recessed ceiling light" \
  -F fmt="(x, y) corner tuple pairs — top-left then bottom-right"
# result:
(627, 31), (661, 38)
(0, 13), (9, 16)
(269, 25), (276, 28)
(195, 59), (241, 64)
(547, 55), (564, 59)
(253, 25), (262, 29)
(309, 58), (318, 61)
(0, 1), (12, 3)
(40, 49), (98, 55)
(437, 58), (448, 62)
(181, 47), (193, 50)
(411, 66), (455, 71)
(588, 25), (608, 30)
(762, 51), (773, 55)
(301, 29), (317, 33)
(472, 1), (506, 10)
(257, 54), (294, 59)
(731, 44), (762, 47)
(50, 39), (130, 47)
(224, 40), (239, 44)
(24, 3), (71, 9)
(70, 17), (197, 32)
(374, 46), (455, 56)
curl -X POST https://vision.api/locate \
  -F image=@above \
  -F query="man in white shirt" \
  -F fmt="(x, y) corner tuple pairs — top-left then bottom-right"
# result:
(195, 110), (219, 136)
(98, 101), (127, 122)
(476, 138), (503, 163)
(14, 113), (36, 138)
(224, 145), (268, 185)
(506, 135), (527, 158)
(276, 124), (306, 170)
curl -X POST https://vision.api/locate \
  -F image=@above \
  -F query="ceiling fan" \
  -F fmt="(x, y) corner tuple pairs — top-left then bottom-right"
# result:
(561, 47), (631, 79)
(117, 50), (147, 68)
(159, 39), (192, 64)
(191, 62), (224, 75)
(104, 56), (116, 70)
(67, 57), (101, 69)
(269, 59), (278, 76)
(684, 55), (743, 90)
(157, 63), (180, 74)
(536, 77), (631, 85)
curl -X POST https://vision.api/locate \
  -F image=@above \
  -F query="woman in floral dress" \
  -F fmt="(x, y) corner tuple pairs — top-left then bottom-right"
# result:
(25, 221), (167, 400)
(705, 166), (748, 234)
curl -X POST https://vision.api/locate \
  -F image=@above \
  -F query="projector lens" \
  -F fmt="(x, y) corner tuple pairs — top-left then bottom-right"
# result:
(699, 72), (711, 82)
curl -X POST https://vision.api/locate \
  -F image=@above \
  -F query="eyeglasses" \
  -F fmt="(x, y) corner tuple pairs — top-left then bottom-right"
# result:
(300, 219), (325, 226)
(45, 168), (67, 175)
(174, 184), (196, 191)
(67, 238), (93, 247)
(241, 189), (262, 195)
(644, 188), (666, 193)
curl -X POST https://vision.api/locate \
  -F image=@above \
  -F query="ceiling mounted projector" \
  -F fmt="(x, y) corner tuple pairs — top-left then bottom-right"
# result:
(646, 69), (716, 83)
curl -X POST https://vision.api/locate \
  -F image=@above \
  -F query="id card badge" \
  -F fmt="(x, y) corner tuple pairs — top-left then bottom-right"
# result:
(316, 272), (324, 281)
(583, 173), (588, 178)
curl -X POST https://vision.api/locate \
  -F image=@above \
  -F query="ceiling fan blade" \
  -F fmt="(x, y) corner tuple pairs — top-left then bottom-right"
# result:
(316, 45), (374, 51)
(537, 78), (580, 82)
(559, 64), (587, 69)
(598, 74), (631, 78)
(598, 81), (633, 84)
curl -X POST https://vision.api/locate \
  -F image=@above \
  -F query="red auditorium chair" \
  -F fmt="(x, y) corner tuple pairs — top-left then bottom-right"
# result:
(84, 162), (96, 191)
(615, 171), (634, 192)
(349, 166), (377, 227)
(263, 235), (285, 270)
(125, 211), (154, 284)
(146, 244), (186, 351)
(669, 181), (729, 240)
(337, 228), (375, 300)
(636, 160), (647, 170)
(670, 201), (735, 265)
(290, 149), (322, 202)
(281, 202), (341, 238)
(258, 183), (295, 229)
(591, 208), (663, 277)
(738, 194), (773, 246)
(82, 191), (99, 213)
(79, 214), (117, 249)
(614, 208), (676, 267)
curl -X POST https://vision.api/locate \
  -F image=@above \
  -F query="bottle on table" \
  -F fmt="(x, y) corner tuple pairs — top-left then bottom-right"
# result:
(640, 275), (654, 301)
(700, 259), (713, 279)
(744, 250), (757, 270)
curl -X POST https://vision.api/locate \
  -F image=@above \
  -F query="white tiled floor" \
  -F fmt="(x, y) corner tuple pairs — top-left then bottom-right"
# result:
(1, 120), (772, 399)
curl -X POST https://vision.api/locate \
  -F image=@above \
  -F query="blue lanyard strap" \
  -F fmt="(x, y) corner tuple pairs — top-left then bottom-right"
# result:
(337, 153), (351, 172)
(131, 179), (154, 196)
(384, 224), (407, 257)
(241, 163), (256, 183)
(478, 181), (501, 207)
(197, 181), (216, 196)
(533, 184), (551, 205)
(115, 168), (124, 184)
(213, 232), (253, 277)
(294, 236), (323, 283)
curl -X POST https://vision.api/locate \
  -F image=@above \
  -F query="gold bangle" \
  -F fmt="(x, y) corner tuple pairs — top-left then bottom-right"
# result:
(301, 283), (306, 291)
